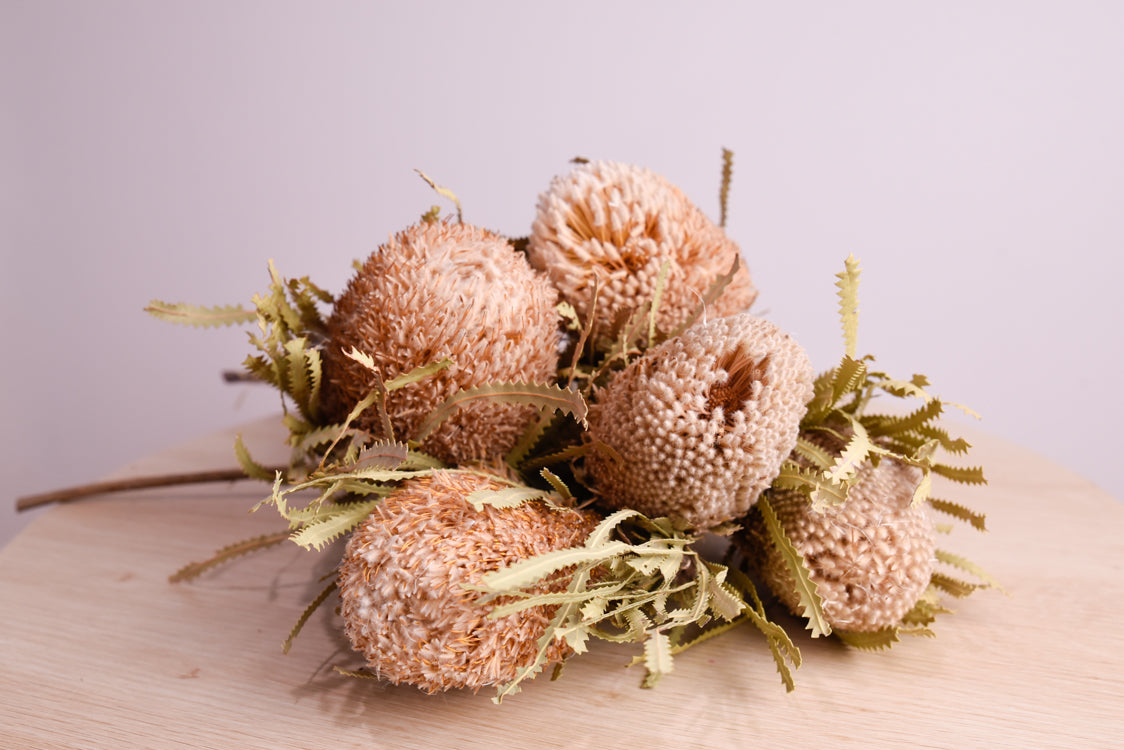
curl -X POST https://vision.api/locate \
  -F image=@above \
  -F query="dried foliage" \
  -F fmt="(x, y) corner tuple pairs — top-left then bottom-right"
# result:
(144, 153), (999, 701)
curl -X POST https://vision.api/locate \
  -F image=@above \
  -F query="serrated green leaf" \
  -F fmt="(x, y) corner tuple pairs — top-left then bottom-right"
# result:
(350, 440), (410, 471)
(233, 433), (277, 481)
(557, 301), (581, 331)
(642, 631), (673, 688)
(168, 530), (289, 583)
(929, 571), (981, 598)
(282, 580), (336, 654)
(706, 574), (746, 621)
(901, 586), (953, 625)
(586, 508), (641, 548)
(289, 499), (380, 551)
(342, 347), (378, 373)
(834, 627), (901, 651)
(757, 496), (831, 637)
(519, 442), (594, 472)
(145, 300), (257, 328)
(539, 468), (573, 501)
(284, 338), (315, 418)
(928, 497), (987, 532)
(383, 358), (454, 391)
(415, 169), (463, 223)
(413, 382), (588, 445)
(931, 463), (988, 485)
(466, 486), (552, 511)
(873, 376), (933, 401)
(771, 463), (849, 507)
(718, 147), (734, 228)
(836, 254), (862, 358)
(792, 437), (836, 470)
(648, 260), (671, 346)
(867, 398), (945, 438)
(915, 424), (971, 455)
(505, 410), (554, 468)
(823, 418), (875, 485)
(480, 542), (632, 592)
(935, 549), (1008, 594)
(484, 582), (631, 620)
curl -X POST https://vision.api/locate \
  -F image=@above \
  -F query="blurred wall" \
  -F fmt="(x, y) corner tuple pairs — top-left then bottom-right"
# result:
(3, 1), (1122, 547)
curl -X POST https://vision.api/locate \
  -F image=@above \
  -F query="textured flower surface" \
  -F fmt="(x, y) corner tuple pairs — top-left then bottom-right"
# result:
(527, 161), (755, 342)
(320, 220), (560, 464)
(337, 471), (599, 693)
(743, 456), (937, 632)
(585, 313), (813, 531)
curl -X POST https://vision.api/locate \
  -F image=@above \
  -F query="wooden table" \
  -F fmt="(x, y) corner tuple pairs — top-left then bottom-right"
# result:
(2, 417), (1122, 749)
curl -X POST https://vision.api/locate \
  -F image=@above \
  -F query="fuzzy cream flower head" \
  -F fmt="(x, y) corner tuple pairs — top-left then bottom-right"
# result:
(337, 471), (599, 694)
(320, 220), (560, 464)
(584, 313), (813, 531)
(527, 161), (756, 343)
(743, 456), (937, 633)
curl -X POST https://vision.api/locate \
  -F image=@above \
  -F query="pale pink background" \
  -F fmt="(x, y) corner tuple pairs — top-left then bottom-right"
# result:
(3, 2), (1122, 547)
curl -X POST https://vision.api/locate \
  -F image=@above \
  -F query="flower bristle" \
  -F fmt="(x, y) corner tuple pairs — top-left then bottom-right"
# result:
(527, 160), (756, 345)
(742, 455), (937, 632)
(585, 313), (814, 531)
(320, 220), (560, 464)
(337, 471), (599, 693)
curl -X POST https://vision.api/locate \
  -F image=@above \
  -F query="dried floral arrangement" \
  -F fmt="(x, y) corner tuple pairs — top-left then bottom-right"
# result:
(84, 153), (996, 702)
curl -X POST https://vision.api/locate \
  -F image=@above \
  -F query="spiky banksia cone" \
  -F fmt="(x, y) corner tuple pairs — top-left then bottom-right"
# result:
(320, 220), (560, 464)
(337, 471), (599, 693)
(584, 313), (813, 531)
(743, 456), (937, 633)
(527, 160), (756, 341)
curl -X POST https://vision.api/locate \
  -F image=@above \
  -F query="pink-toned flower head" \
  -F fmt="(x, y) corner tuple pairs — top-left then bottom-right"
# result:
(584, 313), (813, 531)
(320, 220), (560, 464)
(527, 161), (756, 344)
(337, 471), (599, 693)
(742, 455), (937, 632)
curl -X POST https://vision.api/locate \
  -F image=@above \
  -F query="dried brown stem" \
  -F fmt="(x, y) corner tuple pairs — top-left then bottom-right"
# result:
(15, 468), (285, 512)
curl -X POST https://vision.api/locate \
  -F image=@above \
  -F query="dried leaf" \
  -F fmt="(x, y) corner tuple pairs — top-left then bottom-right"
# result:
(931, 463), (988, 485)
(935, 549), (1008, 594)
(289, 499), (381, 551)
(145, 300), (256, 328)
(835, 627), (900, 651)
(414, 169), (463, 223)
(169, 531), (289, 583)
(413, 382), (588, 444)
(282, 580), (337, 654)
(718, 147), (734, 228)
(642, 631), (673, 688)
(466, 486), (552, 511)
(234, 433), (278, 482)
(928, 497), (988, 532)
(836, 254), (861, 358)
(757, 496), (831, 637)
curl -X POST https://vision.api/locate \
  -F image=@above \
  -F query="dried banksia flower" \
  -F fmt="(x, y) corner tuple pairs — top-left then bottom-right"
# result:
(743, 456), (937, 632)
(337, 471), (599, 693)
(584, 313), (813, 531)
(320, 220), (560, 464)
(527, 161), (756, 341)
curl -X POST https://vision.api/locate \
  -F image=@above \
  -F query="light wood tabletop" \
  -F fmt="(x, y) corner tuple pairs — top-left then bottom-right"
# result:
(2, 416), (1121, 749)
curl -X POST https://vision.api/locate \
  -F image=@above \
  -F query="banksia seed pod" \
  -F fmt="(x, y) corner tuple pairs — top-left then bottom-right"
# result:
(320, 220), (560, 464)
(742, 456), (937, 633)
(584, 313), (813, 531)
(527, 161), (756, 342)
(337, 471), (599, 693)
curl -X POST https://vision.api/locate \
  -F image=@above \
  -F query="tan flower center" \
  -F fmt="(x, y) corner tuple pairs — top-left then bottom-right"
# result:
(706, 346), (770, 426)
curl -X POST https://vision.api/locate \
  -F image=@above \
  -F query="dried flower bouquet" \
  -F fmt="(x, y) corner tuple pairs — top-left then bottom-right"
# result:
(137, 153), (997, 701)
